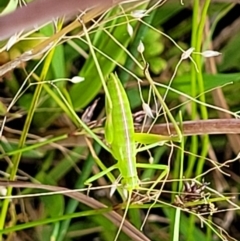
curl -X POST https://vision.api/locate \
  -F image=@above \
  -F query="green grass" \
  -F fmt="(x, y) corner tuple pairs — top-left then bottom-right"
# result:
(0, 1), (240, 241)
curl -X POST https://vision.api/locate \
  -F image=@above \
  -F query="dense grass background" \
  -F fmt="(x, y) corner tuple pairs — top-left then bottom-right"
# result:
(1, 0), (240, 240)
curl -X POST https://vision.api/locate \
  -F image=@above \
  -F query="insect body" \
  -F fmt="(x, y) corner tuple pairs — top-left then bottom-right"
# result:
(86, 73), (173, 241)
(86, 73), (172, 193)
(105, 73), (139, 190)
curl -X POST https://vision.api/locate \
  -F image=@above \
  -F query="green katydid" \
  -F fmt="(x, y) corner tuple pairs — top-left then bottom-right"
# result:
(85, 73), (180, 240)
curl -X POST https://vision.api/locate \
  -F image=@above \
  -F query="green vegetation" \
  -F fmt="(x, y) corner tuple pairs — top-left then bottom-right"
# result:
(0, 1), (240, 241)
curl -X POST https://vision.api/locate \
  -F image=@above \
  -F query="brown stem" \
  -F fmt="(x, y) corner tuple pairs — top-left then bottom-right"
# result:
(0, 0), (131, 41)
(0, 181), (150, 241)
(135, 119), (240, 136)
(0, 0), (109, 40)
(37, 119), (240, 148)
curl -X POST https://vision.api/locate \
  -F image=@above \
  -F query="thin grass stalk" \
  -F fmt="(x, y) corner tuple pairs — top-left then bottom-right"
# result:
(187, 1), (200, 240)
(187, 0), (200, 178)
(172, 113), (184, 241)
(194, 0), (211, 178)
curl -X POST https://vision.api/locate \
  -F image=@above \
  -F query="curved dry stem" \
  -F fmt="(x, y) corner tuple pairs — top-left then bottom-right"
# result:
(0, 181), (150, 241)
(0, 0), (111, 40)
